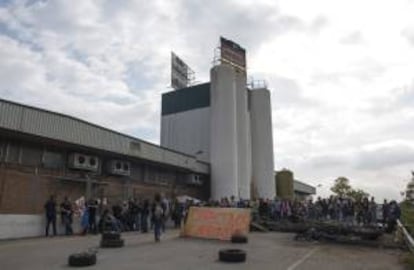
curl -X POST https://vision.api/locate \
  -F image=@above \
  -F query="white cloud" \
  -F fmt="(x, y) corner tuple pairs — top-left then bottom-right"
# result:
(1, 0), (414, 200)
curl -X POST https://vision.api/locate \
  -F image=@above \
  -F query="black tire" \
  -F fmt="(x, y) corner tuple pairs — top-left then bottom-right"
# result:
(102, 231), (121, 241)
(219, 249), (246, 263)
(100, 238), (124, 248)
(231, 235), (248, 244)
(68, 253), (97, 267)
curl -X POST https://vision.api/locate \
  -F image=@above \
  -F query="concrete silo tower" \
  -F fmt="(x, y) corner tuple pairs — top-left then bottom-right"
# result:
(250, 88), (276, 199)
(210, 64), (239, 200)
(235, 71), (251, 200)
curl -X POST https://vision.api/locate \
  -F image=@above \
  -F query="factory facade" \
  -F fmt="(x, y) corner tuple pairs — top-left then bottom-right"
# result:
(0, 99), (209, 239)
(161, 64), (276, 200)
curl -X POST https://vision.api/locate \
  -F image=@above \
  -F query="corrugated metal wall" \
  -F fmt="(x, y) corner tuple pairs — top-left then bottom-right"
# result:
(0, 100), (209, 174)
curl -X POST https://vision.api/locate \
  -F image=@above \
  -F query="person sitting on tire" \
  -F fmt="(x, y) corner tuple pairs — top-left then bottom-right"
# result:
(99, 209), (121, 233)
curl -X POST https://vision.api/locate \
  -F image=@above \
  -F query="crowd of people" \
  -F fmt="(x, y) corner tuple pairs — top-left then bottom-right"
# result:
(44, 194), (402, 241)
(44, 194), (180, 241)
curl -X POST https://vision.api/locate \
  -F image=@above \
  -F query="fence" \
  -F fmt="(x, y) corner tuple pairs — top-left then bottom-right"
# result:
(397, 219), (414, 253)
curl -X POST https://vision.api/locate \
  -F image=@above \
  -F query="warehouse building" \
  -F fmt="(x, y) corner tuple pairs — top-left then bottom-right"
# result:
(0, 98), (209, 239)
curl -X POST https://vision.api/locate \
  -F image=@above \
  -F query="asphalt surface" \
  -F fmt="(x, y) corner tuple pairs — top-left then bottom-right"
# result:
(0, 230), (405, 270)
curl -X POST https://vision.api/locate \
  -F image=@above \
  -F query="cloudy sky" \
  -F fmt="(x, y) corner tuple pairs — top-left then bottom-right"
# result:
(1, 0), (414, 200)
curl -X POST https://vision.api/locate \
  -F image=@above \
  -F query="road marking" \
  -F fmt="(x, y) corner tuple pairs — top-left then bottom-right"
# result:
(286, 247), (319, 270)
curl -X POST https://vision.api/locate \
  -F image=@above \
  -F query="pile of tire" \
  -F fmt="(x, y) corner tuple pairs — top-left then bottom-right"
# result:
(68, 252), (97, 267)
(100, 231), (125, 248)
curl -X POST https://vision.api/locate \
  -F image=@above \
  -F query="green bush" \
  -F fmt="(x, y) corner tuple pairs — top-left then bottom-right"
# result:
(401, 201), (414, 235)
(401, 254), (414, 270)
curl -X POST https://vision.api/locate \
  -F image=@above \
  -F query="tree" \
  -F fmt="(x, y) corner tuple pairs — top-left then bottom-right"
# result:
(330, 177), (370, 200)
(330, 177), (352, 197)
(347, 189), (369, 201)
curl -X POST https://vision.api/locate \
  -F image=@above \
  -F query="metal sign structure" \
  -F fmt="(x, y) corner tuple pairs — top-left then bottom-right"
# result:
(171, 52), (194, 90)
(220, 37), (247, 72)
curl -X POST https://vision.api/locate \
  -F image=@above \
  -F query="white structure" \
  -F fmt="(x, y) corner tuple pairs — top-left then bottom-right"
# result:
(161, 65), (276, 200)
(210, 64), (239, 199)
(160, 83), (211, 162)
(250, 88), (276, 199)
(235, 71), (251, 199)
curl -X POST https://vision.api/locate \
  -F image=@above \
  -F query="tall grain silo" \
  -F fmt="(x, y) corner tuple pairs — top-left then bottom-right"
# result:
(235, 71), (251, 200)
(276, 169), (294, 199)
(250, 88), (276, 199)
(210, 64), (239, 200)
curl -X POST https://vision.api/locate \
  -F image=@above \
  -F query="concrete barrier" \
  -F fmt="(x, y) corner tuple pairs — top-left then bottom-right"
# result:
(0, 214), (82, 240)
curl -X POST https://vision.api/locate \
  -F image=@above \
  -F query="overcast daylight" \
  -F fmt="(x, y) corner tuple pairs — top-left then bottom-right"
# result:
(2, 1), (414, 269)
(1, 0), (414, 203)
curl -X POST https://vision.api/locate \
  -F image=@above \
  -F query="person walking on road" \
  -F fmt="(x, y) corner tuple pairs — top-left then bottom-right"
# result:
(44, 195), (57, 237)
(152, 194), (166, 242)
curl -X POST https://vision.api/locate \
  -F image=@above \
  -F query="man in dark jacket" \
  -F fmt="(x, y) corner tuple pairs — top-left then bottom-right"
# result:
(60, 196), (73, 235)
(44, 195), (57, 236)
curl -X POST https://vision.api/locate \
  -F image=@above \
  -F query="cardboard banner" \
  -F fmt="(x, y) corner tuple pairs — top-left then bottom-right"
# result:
(182, 207), (251, 241)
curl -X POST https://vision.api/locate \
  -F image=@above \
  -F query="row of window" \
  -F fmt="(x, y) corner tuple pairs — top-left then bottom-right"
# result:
(0, 140), (188, 185)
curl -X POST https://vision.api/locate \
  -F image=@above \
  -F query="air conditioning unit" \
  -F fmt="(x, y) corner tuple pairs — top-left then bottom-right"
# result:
(107, 160), (131, 176)
(186, 174), (203, 186)
(68, 153), (99, 172)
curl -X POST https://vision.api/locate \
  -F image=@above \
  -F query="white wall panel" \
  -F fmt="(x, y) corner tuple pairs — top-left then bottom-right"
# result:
(161, 107), (210, 162)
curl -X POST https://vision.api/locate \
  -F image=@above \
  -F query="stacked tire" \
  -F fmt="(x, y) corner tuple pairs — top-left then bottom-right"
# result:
(68, 252), (96, 267)
(100, 231), (124, 248)
(218, 249), (246, 263)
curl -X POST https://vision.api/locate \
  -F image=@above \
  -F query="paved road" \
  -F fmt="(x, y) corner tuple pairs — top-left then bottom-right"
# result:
(0, 230), (405, 270)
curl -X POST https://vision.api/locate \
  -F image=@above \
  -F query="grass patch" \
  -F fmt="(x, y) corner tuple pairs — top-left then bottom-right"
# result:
(401, 254), (414, 270)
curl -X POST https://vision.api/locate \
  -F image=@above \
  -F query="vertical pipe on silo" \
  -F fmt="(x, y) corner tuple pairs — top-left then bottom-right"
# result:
(210, 64), (238, 200)
(235, 72), (251, 200)
(250, 88), (276, 199)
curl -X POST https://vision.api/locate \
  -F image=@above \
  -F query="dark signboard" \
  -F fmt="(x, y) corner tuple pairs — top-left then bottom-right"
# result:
(220, 37), (246, 71)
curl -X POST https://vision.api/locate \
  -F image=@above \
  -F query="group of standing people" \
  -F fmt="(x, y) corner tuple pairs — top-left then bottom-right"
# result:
(44, 194), (171, 242)
(44, 195), (74, 236)
(252, 195), (401, 231)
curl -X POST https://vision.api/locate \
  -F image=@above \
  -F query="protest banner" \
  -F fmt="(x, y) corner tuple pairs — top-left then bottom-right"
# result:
(182, 207), (251, 241)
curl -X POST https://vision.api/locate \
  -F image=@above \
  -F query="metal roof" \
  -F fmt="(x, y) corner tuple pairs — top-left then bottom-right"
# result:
(294, 180), (316, 195)
(0, 99), (209, 174)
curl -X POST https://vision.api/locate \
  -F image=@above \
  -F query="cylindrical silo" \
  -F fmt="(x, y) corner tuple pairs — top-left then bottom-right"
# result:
(235, 71), (251, 200)
(250, 88), (275, 199)
(276, 169), (294, 200)
(210, 64), (238, 200)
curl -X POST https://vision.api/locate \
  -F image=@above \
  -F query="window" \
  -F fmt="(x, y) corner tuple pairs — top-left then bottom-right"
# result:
(42, 150), (64, 169)
(6, 142), (20, 163)
(20, 145), (42, 166)
(0, 140), (4, 161)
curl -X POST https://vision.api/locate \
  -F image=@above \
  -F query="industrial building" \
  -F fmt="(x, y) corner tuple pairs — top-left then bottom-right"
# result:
(0, 98), (209, 239)
(162, 64), (275, 200)
(0, 38), (315, 239)
(275, 169), (316, 201)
